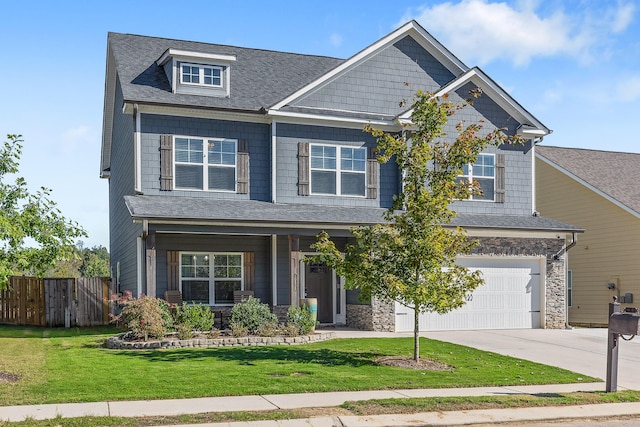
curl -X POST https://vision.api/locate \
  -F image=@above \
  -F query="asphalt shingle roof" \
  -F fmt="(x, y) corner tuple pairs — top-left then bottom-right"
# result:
(537, 146), (640, 215)
(108, 32), (345, 112)
(124, 195), (581, 232)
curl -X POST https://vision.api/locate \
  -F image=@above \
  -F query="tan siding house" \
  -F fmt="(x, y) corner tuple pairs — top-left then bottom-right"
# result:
(536, 147), (640, 326)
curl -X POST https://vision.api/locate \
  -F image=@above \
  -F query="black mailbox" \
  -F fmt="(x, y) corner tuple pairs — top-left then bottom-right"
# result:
(609, 312), (640, 335)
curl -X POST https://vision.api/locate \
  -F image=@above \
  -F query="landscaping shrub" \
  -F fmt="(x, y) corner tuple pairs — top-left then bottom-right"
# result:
(175, 323), (193, 340)
(287, 305), (317, 335)
(174, 302), (215, 333)
(229, 296), (277, 334)
(229, 322), (249, 337)
(255, 320), (279, 337)
(118, 296), (169, 341)
(280, 323), (300, 337)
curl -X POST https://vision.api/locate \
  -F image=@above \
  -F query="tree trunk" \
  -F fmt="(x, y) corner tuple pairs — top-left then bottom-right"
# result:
(414, 304), (420, 361)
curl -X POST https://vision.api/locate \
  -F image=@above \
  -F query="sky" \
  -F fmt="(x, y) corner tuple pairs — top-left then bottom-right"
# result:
(1, 0), (639, 249)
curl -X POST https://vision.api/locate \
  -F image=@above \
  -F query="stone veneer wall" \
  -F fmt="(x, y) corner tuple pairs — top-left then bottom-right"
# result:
(348, 236), (567, 331)
(347, 298), (395, 332)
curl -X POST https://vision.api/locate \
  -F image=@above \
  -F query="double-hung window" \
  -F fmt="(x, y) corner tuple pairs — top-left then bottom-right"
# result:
(458, 154), (495, 201)
(310, 144), (366, 196)
(180, 253), (243, 305)
(174, 137), (237, 192)
(180, 63), (223, 87)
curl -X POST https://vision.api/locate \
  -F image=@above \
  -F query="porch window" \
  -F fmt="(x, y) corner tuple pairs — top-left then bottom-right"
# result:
(457, 154), (495, 201)
(180, 253), (243, 305)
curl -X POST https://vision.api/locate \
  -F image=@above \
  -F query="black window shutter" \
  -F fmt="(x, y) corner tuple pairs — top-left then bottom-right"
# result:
(237, 139), (249, 194)
(160, 135), (173, 191)
(298, 142), (310, 196)
(366, 146), (378, 199)
(495, 153), (505, 203)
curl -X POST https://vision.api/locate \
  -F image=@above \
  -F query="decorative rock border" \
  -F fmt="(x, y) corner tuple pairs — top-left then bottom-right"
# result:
(105, 331), (336, 350)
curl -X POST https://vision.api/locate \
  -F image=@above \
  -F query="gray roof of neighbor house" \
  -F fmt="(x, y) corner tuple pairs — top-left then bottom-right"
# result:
(537, 146), (640, 215)
(124, 195), (582, 232)
(107, 32), (345, 112)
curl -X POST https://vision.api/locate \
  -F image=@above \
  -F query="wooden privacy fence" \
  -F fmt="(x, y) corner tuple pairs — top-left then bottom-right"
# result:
(0, 276), (112, 327)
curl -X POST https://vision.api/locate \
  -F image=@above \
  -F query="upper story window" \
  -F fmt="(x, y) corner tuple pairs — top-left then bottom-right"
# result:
(458, 154), (495, 201)
(310, 144), (366, 196)
(174, 137), (237, 192)
(180, 63), (223, 87)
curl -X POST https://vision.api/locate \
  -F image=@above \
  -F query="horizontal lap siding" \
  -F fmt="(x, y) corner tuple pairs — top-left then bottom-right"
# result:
(536, 160), (640, 325)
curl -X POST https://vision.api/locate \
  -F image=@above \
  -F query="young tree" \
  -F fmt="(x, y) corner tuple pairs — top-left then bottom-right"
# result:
(0, 134), (87, 288)
(312, 91), (520, 361)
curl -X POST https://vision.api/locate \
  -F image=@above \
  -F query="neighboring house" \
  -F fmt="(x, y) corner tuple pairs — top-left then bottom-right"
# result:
(537, 146), (640, 326)
(101, 20), (580, 332)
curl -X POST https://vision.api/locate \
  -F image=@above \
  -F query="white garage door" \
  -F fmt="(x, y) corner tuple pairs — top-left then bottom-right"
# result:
(395, 257), (542, 332)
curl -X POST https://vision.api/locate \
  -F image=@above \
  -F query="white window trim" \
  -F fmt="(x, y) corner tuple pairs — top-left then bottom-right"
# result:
(179, 252), (244, 306)
(179, 63), (224, 88)
(567, 269), (573, 308)
(173, 136), (238, 193)
(309, 143), (367, 197)
(459, 153), (496, 202)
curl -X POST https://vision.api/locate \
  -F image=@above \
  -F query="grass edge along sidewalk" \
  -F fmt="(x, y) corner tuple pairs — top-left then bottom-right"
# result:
(3, 389), (640, 426)
(0, 325), (599, 406)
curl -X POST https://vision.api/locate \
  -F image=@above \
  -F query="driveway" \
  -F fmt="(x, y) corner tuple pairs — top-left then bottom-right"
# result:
(419, 328), (640, 390)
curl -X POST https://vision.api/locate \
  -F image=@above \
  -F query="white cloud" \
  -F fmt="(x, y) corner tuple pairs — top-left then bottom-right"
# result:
(400, 0), (635, 67)
(329, 33), (343, 48)
(616, 75), (640, 102)
(611, 2), (635, 33)
(60, 126), (92, 151)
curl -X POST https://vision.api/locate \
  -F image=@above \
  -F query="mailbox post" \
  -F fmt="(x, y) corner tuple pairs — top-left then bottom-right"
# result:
(606, 297), (640, 392)
(606, 299), (620, 392)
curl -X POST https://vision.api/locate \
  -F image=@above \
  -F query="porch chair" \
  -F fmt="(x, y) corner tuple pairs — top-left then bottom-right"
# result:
(233, 290), (254, 303)
(164, 290), (183, 305)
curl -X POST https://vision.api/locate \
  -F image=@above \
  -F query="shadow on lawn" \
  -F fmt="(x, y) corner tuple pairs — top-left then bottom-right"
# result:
(111, 345), (386, 368)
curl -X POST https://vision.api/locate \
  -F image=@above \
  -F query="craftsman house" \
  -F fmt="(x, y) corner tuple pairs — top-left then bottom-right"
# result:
(101, 21), (580, 331)
(537, 146), (640, 326)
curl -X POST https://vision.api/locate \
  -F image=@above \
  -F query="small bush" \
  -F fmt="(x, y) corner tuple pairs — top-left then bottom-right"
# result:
(280, 323), (300, 337)
(175, 303), (215, 332)
(207, 328), (221, 339)
(175, 323), (193, 340)
(255, 321), (279, 337)
(287, 305), (317, 335)
(118, 296), (168, 341)
(229, 322), (249, 337)
(229, 296), (277, 335)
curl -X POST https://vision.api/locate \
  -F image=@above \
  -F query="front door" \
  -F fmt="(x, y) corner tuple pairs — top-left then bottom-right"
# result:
(304, 261), (333, 323)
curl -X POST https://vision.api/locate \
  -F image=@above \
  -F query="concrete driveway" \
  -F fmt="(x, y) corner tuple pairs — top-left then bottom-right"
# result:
(419, 328), (640, 390)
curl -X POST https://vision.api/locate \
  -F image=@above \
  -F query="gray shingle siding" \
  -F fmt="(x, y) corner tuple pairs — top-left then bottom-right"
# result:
(275, 123), (397, 208)
(443, 82), (532, 216)
(290, 36), (455, 116)
(109, 77), (142, 294)
(140, 115), (271, 201)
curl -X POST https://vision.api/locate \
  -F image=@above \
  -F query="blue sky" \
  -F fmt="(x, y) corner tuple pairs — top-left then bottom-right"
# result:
(1, 0), (638, 249)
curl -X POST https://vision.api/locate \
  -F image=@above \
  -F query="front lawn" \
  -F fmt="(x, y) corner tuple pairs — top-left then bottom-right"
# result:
(0, 325), (598, 406)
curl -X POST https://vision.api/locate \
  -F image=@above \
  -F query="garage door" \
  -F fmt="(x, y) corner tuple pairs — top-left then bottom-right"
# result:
(395, 257), (542, 332)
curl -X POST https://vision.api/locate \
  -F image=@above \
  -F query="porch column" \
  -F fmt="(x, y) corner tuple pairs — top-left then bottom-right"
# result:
(289, 235), (300, 306)
(271, 234), (277, 306)
(145, 232), (157, 298)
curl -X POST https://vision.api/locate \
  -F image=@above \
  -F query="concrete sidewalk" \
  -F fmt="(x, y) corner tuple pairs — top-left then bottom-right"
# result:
(0, 382), (609, 423)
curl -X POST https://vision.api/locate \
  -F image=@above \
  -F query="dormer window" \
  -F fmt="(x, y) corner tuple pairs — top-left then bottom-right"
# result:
(157, 49), (236, 97)
(181, 64), (223, 87)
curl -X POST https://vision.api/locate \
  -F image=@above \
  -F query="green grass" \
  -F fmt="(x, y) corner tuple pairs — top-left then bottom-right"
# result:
(0, 325), (598, 406)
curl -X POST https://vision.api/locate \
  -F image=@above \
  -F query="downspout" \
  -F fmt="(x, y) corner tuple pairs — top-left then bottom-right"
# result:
(271, 120), (277, 203)
(531, 136), (543, 215)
